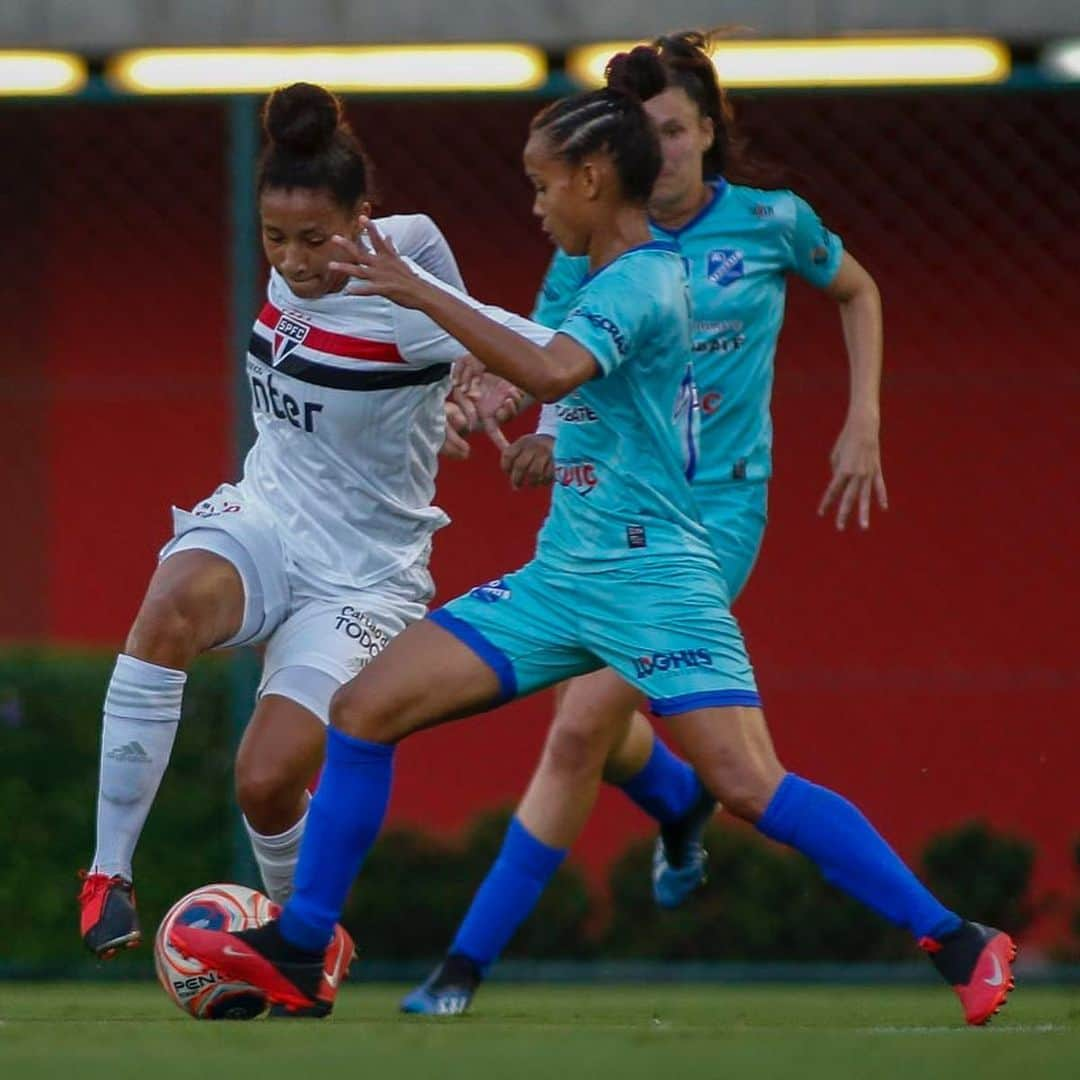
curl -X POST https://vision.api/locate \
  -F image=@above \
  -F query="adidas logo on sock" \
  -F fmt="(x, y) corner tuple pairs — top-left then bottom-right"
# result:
(106, 741), (151, 764)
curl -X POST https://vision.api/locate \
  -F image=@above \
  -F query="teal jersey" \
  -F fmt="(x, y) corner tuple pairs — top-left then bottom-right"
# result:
(532, 181), (844, 485)
(535, 242), (713, 571)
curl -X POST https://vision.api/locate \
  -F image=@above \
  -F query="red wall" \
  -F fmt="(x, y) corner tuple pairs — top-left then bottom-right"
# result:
(2, 92), (1077, 936)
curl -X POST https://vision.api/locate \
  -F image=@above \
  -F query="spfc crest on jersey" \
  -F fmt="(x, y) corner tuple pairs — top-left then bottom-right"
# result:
(273, 311), (310, 364)
(706, 248), (744, 287)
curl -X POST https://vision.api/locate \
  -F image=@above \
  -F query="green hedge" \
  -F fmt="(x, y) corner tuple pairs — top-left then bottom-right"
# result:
(0, 649), (1046, 968)
(0, 649), (236, 965)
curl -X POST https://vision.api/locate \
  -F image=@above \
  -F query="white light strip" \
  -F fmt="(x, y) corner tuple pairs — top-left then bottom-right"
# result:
(1042, 40), (1080, 81)
(0, 51), (87, 96)
(569, 37), (1010, 90)
(108, 45), (547, 94)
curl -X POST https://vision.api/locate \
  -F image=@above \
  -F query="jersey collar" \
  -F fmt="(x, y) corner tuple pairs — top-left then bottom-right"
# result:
(650, 178), (729, 239)
(580, 240), (680, 287)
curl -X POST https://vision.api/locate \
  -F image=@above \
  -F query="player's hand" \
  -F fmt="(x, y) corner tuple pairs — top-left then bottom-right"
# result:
(330, 217), (430, 309)
(500, 434), (555, 490)
(450, 359), (526, 432)
(469, 372), (526, 429)
(818, 417), (888, 530)
(452, 354), (487, 396)
(441, 399), (472, 460)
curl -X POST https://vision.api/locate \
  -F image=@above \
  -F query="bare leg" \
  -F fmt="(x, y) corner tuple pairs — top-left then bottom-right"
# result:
(236, 694), (326, 901)
(518, 669), (643, 846)
(125, 549), (246, 667)
(237, 695), (325, 836)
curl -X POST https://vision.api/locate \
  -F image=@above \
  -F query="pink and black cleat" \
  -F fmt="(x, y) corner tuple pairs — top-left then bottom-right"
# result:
(921, 920), (1017, 1025)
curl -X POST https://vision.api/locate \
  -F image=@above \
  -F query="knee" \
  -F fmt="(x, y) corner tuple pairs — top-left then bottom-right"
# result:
(328, 680), (397, 743)
(700, 763), (783, 824)
(542, 717), (611, 781)
(714, 781), (772, 823)
(125, 596), (203, 669)
(236, 755), (304, 830)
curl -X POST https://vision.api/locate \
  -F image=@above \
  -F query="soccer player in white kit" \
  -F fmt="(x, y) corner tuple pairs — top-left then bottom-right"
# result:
(77, 82), (549, 982)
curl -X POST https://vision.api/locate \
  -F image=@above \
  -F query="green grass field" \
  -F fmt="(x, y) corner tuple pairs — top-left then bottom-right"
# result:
(2, 982), (1078, 1079)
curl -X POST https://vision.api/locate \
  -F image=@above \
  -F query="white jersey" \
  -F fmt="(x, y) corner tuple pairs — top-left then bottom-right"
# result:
(237, 213), (552, 595)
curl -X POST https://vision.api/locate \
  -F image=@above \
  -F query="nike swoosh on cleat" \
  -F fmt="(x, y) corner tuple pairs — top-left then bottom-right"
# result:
(223, 945), (251, 958)
(984, 953), (1004, 988)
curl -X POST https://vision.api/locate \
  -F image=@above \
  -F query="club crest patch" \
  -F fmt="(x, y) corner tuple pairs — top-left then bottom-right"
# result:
(706, 249), (744, 287)
(273, 312), (310, 364)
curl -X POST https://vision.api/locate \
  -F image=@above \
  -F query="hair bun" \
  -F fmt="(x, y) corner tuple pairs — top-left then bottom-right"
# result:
(605, 45), (667, 101)
(263, 82), (342, 154)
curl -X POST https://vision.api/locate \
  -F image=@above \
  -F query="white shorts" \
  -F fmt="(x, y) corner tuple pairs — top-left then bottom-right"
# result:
(159, 484), (432, 722)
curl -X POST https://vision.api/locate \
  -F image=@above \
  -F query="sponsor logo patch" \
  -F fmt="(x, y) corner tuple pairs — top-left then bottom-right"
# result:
(568, 308), (629, 356)
(556, 402), (599, 424)
(335, 606), (392, 673)
(249, 368), (323, 432)
(555, 460), (599, 495)
(633, 648), (715, 679)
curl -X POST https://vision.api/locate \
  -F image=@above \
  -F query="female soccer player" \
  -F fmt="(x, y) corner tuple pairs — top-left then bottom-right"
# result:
(171, 50), (1014, 1027)
(77, 82), (549, 970)
(403, 29), (890, 1014)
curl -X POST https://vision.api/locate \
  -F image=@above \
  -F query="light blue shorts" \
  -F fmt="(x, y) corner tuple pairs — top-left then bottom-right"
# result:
(701, 480), (768, 603)
(430, 555), (759, 717)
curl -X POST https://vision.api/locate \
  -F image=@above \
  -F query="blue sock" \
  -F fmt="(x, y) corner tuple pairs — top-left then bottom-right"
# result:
(757, 773), (962, 941)
(279, 727), (395, 953)
(618, 737), (700, 824)
(450, 817), (567, 970)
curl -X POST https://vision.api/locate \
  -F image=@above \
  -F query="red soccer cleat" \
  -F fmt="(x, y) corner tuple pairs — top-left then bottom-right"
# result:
(78, 870), (141, 958)
(169, 918), (348, 1017)
(270, 921), (357, 1018)
(921, 921), (1017, 1025)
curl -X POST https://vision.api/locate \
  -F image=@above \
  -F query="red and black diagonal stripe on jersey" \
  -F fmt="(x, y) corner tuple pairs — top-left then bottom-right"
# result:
(249, 303), (449, 391)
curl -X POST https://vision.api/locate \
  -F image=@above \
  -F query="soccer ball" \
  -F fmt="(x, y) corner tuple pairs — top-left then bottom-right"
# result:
(154, 883), (278, 1020)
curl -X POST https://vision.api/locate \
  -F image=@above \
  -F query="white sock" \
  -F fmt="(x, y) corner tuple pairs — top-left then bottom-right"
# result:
(90, 653), (186, 880)
(245, 795), (309, 904)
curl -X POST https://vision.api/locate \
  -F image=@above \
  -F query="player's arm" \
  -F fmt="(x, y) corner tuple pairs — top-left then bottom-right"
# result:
(819, 252), (887, 530)
(788, 194), (887, 530)
(332, 219), (598, 403)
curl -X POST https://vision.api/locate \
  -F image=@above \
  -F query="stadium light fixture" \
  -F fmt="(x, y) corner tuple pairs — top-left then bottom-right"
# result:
(1042, 40), (1080, 81)
(107, 45), (547, 94)
(568, 37), (1010, 89)
(0, 51), (87, 96)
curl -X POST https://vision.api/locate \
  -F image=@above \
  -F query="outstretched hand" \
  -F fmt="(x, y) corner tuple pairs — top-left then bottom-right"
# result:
(329, 216), (431, 309)
(818, 420), (888, 530)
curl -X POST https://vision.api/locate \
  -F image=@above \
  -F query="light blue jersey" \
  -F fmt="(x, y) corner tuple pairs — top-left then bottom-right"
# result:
(535, 241), (712, 570)
(533, 181), (844, 487)
(433, 239), (759, 713)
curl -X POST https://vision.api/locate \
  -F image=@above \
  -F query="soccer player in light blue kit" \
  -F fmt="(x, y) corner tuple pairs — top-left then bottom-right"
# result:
(171, 49), (1015, 1028)
(408, 32), (1013, 1025)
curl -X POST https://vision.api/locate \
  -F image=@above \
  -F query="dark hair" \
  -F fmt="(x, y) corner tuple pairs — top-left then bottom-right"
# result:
(257, 82), (374, 209)
(529, 46), (664, 205)
(605, 30), (765, 185)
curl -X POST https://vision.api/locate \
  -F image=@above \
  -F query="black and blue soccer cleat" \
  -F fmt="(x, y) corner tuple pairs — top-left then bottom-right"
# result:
(400, 954), (482, 1016)
(652, 781), (716, 909)
(79, 871), (141, 959)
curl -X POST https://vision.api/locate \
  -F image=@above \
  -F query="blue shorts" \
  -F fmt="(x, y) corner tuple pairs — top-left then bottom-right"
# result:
(430, 556), (759, 717)
(701, 480), (768, 603)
